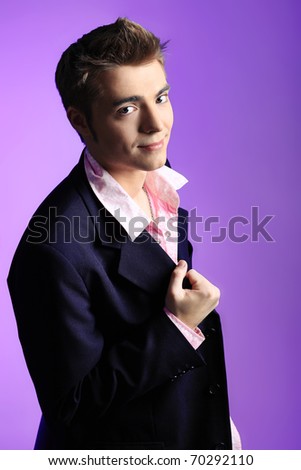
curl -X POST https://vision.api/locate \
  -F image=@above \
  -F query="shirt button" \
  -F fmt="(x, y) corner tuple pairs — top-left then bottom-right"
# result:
(165, 230), (171, 238)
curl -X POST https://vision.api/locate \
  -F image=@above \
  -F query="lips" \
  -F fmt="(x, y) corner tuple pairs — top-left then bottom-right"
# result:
(138, 138), (165, 151)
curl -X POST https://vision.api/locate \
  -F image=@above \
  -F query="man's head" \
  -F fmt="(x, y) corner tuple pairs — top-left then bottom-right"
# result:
(55, 18), (174, 176)
(55, 18), (167, 141)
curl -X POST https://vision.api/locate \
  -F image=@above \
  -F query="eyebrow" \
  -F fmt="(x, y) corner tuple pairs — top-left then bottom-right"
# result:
(112, 84), (171, 107)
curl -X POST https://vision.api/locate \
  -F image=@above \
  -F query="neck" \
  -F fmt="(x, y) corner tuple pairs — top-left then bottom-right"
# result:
(107, 168), (153, 219)
(104, 167), (147, 198)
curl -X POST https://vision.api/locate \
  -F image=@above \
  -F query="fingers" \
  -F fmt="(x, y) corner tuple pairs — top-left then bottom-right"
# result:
(167, 260), (187, 297)
(186, 269), (205, 288)
(166, 263), (221, 325)
(186, 269), (221, 306)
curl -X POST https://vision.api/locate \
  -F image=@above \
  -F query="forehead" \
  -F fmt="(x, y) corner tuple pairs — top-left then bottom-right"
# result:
(97, 60), (167, 100)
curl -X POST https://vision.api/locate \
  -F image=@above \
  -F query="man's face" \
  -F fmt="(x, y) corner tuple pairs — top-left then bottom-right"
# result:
(84, 60), (174, 176)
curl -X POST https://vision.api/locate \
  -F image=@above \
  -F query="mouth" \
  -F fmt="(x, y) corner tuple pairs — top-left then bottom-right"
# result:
(138, 138), (165, 151)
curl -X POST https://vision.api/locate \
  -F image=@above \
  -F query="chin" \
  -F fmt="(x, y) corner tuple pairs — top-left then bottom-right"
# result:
(148, 153), (167, 170)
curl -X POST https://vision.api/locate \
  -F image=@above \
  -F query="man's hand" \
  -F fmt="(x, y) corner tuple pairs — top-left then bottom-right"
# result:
(165, 260), (220, 329)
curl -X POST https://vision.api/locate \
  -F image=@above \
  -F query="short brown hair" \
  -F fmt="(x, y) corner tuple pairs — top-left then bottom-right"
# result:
(55, 18), (167, 126)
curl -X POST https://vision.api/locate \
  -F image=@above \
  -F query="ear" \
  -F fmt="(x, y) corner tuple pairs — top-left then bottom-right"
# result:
(67, 106), (92, 140)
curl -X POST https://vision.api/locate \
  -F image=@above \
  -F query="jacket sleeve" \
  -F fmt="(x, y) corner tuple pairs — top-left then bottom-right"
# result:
(8, 242), (205, 431)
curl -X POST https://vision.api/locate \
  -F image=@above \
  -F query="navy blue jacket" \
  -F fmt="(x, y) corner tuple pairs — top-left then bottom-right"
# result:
(8, 154), (232, 449)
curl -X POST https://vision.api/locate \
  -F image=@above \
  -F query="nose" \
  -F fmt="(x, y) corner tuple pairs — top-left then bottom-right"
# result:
(139, 105), (163, 134)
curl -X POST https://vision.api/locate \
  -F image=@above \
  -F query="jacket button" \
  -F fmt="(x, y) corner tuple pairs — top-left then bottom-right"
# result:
(185, 363), (195, 370)
(209, 383), (221, 395)
(215, 442), (226, 450)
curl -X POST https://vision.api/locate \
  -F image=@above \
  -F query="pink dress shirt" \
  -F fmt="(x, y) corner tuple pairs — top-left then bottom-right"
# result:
(84, 149), (241, 449)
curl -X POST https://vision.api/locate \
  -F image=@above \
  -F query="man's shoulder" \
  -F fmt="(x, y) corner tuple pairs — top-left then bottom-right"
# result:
(32, 156), (86, 217)
(13, 155), (102, 253)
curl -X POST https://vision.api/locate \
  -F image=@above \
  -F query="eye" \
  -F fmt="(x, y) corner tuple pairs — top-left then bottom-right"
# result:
(117, 106), (136, 115)
(156, 94), (169, 104)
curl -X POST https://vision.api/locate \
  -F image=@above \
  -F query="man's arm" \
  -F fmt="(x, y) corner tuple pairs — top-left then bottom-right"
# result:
(8, 243), (206, 433)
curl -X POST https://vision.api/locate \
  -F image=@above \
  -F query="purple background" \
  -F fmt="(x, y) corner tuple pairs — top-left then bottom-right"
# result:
(1, 0), (300, 450)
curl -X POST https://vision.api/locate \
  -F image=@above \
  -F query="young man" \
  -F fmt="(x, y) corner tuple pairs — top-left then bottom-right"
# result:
(8, 18), (240, 450)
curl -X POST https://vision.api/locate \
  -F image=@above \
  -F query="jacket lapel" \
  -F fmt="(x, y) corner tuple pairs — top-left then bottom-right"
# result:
(118, 231), (176, 295)
(70, 152), (190, 295)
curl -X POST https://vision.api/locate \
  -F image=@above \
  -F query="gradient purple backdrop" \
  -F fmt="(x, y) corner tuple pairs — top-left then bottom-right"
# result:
(1, 0), (300, 450)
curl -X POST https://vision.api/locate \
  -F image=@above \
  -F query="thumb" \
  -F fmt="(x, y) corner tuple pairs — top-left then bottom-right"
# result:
(167, 260), (187, 296)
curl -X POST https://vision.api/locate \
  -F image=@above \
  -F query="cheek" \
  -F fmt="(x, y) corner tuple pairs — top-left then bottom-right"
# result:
(99, 122), (126, 147)
(104, 129), (134, 155)
(112, 121), (138, 146)
(165, 104), (174, 130)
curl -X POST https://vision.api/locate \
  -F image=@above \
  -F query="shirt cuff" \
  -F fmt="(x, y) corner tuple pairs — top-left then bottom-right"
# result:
(164, 308), (205, 350)
(230, 417), (242, 450)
